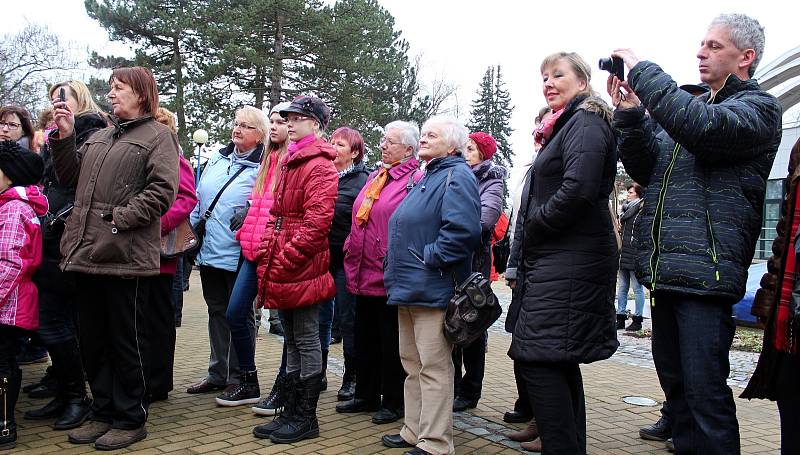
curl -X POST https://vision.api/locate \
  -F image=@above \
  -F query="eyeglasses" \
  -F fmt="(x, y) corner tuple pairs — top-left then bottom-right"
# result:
(233, 121), (257, 130)
(0, 121), (21, 130)
(286, 115), (312, 123)
(380, 137), (402, 146)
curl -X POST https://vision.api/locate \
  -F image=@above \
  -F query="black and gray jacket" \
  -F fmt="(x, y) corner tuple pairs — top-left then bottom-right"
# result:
(618, 198), (643, 271)
(615, 61), (783, 302)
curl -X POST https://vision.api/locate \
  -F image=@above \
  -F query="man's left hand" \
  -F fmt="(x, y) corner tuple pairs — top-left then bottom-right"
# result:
(612, 48), (641, 71)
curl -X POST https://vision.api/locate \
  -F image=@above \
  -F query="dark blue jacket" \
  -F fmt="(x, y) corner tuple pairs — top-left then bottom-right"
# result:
(384, 155), (481, 308)
(615, 61), (783, 302)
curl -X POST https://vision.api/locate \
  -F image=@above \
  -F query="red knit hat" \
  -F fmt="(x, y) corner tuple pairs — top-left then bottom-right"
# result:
(468, 132), (497, 161)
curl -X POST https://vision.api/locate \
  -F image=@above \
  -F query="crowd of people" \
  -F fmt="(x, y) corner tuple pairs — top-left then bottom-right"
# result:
(0, 11), (797, 455)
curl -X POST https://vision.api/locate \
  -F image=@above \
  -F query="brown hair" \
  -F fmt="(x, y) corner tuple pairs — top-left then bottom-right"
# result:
(48, 80), (103, 116)
(154, 107), (177, 133)
(37, 107), (54, 130)
(627, 182), (644, 198)
(0, 105), (35, 145)
(535, 106), (551, 124)
(109, 67), (159, 116)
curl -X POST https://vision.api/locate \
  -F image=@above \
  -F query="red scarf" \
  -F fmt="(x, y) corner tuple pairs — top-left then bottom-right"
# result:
(776, 188), (800, 353)
(533, 108), (564, 146)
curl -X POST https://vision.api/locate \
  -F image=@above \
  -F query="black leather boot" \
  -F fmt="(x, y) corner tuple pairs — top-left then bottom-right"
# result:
(0, 368), (21, 450)
(270, 372), (322, 444)
(616, 314), (627, 330)
(253, 372), (298, 439)
(337, 353), (355, 401)
(320, 350), (328, 392)
(625, 315), (643, 332)
(252, 371), (286, 416)
(50, 339), (91, 430)
(26, 364), (57, 399)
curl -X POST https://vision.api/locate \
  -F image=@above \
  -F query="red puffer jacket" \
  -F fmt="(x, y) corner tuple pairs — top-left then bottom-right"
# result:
(256, 137), (337, 309)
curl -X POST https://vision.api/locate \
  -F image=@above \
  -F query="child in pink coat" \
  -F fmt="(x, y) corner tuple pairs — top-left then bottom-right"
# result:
(0, 140), (47, 449)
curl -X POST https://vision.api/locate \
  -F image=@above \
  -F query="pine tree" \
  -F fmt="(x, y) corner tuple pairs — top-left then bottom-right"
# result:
(468, 65), (514, 207)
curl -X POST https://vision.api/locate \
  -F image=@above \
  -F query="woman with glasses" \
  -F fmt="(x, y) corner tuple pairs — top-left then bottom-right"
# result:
(251, 96), (337, 444)
(186, 106), (266, 398)
(0, 106), (35, 149)
(336, 121), (419, 426)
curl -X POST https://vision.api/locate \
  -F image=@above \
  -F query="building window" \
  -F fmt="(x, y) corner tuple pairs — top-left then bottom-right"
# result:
(757, 178), (786, 260)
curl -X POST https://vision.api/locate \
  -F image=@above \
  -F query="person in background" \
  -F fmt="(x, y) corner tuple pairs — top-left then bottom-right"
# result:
(0, 106), (35, 150)
(51, 66), (180, 450)
(381, 115), (481, 455)
(452, 131), (506, 413)
(327, 127), (369, 401)
(616, 182), (645, 331)
(147, 107), (197, 403)
(186, 106), (265, 397)
(336, 121), (420, 426)
(24, 80), (106, 431)
(252, 96), (337, 444)
(0, 140), (47, 450)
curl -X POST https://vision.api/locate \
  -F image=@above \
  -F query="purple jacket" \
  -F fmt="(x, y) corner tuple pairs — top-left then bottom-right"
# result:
(344, 158), (421, 296)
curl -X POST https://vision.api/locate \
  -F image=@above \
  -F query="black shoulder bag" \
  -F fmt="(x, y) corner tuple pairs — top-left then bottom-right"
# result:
(191, 165), (247, 258)
(440, 169), (502, 346)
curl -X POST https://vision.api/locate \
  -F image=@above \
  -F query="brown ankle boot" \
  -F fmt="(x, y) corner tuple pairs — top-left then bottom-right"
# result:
(520, 437), (542, 452)
(507, 419), (539, 442)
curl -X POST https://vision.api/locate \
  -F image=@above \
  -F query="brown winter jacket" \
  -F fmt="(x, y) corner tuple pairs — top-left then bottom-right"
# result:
(50, 117), (179, 277)
(256, 137), (338, 310)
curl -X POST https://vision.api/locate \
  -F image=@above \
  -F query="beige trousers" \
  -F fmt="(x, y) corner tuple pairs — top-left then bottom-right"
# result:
(397, 305), (455, 455)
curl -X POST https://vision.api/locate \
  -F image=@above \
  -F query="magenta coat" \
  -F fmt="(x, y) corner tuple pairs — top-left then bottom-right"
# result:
(0, 186), (48, 331)
(344, 157), (420, 297)
(160, 155), (198, 275)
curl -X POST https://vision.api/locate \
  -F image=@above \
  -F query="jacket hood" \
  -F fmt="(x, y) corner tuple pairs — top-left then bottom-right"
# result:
(75, 112), (108, 133)
(473, 159), (508, 180)
(340, 161), (369, 179)
(425, 155), (466, 173)
(219, 142), (264, 165)
(285, 137), (336, 166)
(0, 185), (49, 216)
(577, 95), (613, 125)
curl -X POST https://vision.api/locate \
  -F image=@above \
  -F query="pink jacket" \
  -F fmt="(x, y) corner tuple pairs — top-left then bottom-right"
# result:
(0, 186), (48, 330)
(237, 151), (278, 262)
(160, 156), (198, 274)
(344, 158), (420, 297)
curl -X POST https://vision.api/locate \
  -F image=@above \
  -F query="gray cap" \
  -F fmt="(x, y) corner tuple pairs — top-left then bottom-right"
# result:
(269, 102), (291, 116)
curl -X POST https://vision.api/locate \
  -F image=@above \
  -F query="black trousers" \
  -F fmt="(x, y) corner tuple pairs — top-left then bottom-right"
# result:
(0, 325), (22, 377)
(147, 273), (176, 398)
(779, 396), (800, 455)
(452, 331), (487, 400)
(76, 274), (152, 429)
(199, 266), (240, 385)
(353, 296), (405, 409)
(513, 360), (532, 415)
(520, 361), (586, 455)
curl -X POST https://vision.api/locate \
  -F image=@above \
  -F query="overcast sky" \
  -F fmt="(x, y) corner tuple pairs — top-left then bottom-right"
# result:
(6, 0), (798, 184)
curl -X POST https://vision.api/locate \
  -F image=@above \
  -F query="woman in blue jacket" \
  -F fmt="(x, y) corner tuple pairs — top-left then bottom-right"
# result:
(186, 106), (265, 396)
(381, 116), (481, 455)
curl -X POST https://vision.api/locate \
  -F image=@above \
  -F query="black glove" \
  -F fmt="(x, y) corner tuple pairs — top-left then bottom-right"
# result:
(229, 202), (250, 231)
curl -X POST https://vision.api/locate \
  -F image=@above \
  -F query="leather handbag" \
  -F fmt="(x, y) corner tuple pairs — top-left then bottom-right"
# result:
(160, 219), (200, 259)
(444, 272), (502, 347)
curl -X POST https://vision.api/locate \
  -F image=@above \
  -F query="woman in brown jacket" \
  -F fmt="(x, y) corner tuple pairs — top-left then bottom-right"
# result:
(51, 67), (179, 451)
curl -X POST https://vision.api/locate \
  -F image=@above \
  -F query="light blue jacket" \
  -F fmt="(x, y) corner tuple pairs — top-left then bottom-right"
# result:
(190, 143), (263, 271)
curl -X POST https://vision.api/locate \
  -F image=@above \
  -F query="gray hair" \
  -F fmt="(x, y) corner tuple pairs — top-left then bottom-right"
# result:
(422, 115), (469, 155)
(384, 120), (420, 152)
(710, 14), (765, 77)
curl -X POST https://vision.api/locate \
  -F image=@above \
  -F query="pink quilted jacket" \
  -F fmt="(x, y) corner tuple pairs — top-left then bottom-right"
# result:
(237, 151), (279, 262)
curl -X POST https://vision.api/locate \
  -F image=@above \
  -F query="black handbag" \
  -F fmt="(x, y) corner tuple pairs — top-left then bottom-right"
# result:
(190, 165), (247, 258)
(444, 272), (502, 347)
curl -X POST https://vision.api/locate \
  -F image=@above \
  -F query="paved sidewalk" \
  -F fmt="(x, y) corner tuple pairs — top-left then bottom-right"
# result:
(11, 276), (781, 454)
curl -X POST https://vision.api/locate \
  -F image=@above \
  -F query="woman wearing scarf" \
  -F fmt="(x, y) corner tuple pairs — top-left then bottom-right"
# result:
(50, 66), (180, 450)
(0, 106), (35, 150)
(327, 127), (369, 401)
(616, 182), (645, 331)
(252, 96), (337, 444)
(186, 106), (266, 397)
(336, 121), (420, 425)
(506, 52), (618, 454)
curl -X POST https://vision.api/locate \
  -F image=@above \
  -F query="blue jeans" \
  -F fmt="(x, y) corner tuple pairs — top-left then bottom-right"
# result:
(651, 291), (739, 455)
(225, 259), (258, 372)
(616, 268), (645, 317)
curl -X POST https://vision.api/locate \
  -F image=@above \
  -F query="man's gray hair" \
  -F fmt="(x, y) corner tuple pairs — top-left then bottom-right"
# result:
(422, 115), (469, 155)
(710, 13), (765, 78)
(385, 120), (420, 152)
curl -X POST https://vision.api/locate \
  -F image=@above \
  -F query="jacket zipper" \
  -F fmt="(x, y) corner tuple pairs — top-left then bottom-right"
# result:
(649, 143), (682, 306)
(1, 377), (8, 436)
(706, 210), (720, 281)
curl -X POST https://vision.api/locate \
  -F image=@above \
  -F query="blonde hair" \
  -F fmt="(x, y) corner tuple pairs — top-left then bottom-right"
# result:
(49, 80), (103, 116)
(154, 107), (177, 133)
(235, 106), (268, 144)
(253, 137), (288, 197)
(540, 52), (595, 98)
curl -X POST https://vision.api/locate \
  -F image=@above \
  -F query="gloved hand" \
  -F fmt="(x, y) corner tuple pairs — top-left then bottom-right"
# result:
(229, 202), (250, 231)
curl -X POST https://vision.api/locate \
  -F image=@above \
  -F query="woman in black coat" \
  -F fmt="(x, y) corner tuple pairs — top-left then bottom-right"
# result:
(507, 52), (618, 455)
(616, 182), (645, 331)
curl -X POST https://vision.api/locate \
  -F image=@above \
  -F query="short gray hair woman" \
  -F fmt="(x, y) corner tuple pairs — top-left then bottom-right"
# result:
(381, 115), (481, 455)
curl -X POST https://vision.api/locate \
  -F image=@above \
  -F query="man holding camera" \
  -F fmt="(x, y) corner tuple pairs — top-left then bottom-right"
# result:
(607, 13), (782, 454)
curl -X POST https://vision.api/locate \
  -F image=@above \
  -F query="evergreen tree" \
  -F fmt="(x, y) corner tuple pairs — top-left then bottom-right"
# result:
(468, 65), (514, 207)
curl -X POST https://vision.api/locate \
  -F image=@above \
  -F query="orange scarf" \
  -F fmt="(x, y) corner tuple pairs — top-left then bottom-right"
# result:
(355, 162), (398, 225)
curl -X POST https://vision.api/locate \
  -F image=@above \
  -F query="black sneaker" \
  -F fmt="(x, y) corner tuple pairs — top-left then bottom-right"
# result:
(252, 373), (285, 416)
(639, 416), (672, 442)
(216, 371), (260, 407)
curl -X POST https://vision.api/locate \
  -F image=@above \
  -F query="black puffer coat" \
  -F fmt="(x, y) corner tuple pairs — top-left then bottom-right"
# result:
(615, 61), (783, 302)
(507, 95), (619, 364)
(618, 199), (643, 271)
(329, 162), (368, 270)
